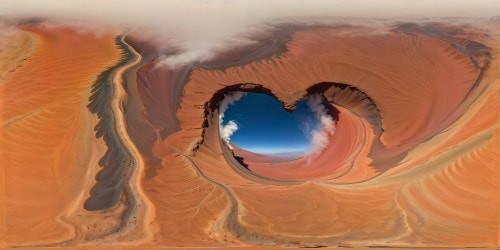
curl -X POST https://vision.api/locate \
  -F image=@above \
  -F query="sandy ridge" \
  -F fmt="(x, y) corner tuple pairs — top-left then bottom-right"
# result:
(86, 35), (155, 246)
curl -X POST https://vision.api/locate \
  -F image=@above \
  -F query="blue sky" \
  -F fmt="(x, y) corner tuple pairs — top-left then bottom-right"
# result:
(221, 93), (320, 154)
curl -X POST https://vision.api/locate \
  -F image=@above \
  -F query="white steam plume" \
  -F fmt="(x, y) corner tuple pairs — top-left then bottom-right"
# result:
(306, 94), (335, 159)
(220, 120), (239, 150)
(1, 0), (498, 67)
(219, 92), (246, 121)
(219, 92), (246, 149)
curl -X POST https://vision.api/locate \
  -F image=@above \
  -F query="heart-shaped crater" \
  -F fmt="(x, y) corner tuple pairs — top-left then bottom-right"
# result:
(217, 88), (360, 181)
(205, 83), (383, 182)
(220, 92), (338, 161)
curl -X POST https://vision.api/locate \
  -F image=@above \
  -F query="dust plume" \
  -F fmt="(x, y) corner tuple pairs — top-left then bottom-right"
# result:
(220, 120), (239, 149)
(218, 92), (246, 148)
(306, 95), (335, 158)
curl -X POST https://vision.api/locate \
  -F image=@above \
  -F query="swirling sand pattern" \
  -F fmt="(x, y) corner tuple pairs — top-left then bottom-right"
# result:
(1, 25), (122, 245)
(0, 19), (499, 248)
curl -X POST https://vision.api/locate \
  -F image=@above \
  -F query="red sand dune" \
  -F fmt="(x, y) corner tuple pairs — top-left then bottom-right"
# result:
(0, 25), (122, 245)
(0, 20), (499, 248)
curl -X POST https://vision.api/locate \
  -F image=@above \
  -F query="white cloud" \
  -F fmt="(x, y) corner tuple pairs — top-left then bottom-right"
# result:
(220, 120), (239, 149)
(218, 92), (246, 149)
(219, 91), (246, 121)
(1, 0), (498, 66)
(305, 94), (335, 159)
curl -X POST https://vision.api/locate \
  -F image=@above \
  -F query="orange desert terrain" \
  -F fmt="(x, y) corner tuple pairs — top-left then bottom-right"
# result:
(0, 18), (499, 248)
